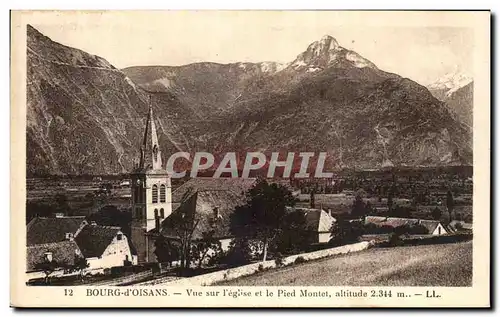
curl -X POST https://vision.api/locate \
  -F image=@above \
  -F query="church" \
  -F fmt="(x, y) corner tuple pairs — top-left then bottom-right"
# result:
(128, 102), (256, 264)
(129, 103), (173, 263)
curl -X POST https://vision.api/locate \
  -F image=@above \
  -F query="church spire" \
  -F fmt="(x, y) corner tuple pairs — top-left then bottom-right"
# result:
(139, 96), (163, 170)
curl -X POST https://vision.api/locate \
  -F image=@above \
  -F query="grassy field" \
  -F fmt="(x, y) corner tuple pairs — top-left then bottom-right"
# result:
(218, 241), (472, 287)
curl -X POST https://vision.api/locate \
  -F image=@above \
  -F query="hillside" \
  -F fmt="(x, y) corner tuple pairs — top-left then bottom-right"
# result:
(27, 25), (201, 176)
(218, 241), (472, 286)
(444, 82), (473, 127)
(27, 27), (473, 175)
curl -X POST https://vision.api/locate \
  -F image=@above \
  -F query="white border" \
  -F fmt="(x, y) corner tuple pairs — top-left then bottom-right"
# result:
(4, 1), (497, 316)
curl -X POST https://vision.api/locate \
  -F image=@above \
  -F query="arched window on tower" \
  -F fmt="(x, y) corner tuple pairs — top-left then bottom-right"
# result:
(160, 208), (165, 218)
(152, 184), (158, 203)
(160, 184), (166, 203)
(154, 209), (158, 219)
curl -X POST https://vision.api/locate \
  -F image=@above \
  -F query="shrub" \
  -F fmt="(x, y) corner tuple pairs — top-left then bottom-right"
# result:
(274, 253), (285, 267)
(389, 233), (404, 247)
(294, 256), (306, 265)
(257, 264), (265, 272)
(221, 239), (253, 267)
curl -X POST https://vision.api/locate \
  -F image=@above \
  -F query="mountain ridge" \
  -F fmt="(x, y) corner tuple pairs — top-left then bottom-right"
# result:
(27, 26), (473, 175)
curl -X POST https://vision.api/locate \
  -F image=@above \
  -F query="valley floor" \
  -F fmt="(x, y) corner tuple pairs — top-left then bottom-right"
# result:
(218, 241), (472, 287)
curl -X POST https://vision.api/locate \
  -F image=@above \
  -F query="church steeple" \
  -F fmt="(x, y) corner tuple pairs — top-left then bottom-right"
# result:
(130, 95), (172, 264)
(139, 97), (163, 170)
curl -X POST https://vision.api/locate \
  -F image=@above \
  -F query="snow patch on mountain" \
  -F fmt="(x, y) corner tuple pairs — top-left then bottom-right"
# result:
(428, 70), (472, 97)
(345, 51), (376, 69)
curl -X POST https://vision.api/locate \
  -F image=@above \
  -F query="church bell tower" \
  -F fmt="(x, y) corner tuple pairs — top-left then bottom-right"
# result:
(130, 100), (172, 263)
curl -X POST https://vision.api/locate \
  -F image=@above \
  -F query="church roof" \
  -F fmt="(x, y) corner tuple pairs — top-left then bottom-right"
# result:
(156, 178), (256, 240)
(27, 216), (87, 246)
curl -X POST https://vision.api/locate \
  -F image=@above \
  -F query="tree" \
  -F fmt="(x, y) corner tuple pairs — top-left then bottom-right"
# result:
(230, 179), (295, 262)
(67, 255), (89, 281)
(153, 235), (177, 266)
(387, 188), (394, 212)
(273, 209), (309, 255)
(310, 189), (316, 209)
(34, 258), (62, 285)
(54, 193), (70, 215)
(365, 201), (374, 215)
(431, 207), (442, 221)
(222, 238), (253, 267)
(330, 214), (363, 246)
(168, 190), (200, 271)
(446, 190), (454, 223)
(26, 201), (53, 224)
(351, 192), (366, 218)
(88, 205), (133, 238)
(190, 230), (223, 268)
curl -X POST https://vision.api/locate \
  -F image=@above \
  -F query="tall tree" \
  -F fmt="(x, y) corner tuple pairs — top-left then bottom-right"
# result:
(171, 191), (200, 270)
(231, 179), (295, 262)
(34, 258), (62, 285)
(387, 188), (394, 212)
(431, 207), (442, 221)
(446, 189), (454, 222)
(310, 189), (316, 209)
(351, 190), (367, 218)
(67, 255), (89, 281)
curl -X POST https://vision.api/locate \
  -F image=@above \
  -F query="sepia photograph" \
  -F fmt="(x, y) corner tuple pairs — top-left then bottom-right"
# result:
(10, 10), (490, 308)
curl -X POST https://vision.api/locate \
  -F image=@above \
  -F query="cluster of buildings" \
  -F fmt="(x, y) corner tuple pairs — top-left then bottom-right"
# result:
(26, 104), (466, 282)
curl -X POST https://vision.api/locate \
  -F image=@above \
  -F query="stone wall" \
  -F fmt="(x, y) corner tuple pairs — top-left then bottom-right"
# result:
(144, 241), (373, 286)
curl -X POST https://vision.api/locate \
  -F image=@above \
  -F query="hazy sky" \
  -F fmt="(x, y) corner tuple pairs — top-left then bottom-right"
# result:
(31, 11), (474, 85)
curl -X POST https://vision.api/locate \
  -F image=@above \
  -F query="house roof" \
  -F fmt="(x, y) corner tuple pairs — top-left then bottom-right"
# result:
(287, 207), (336, 233)
(27, 216), (87, 246)
(364, 216), (445, 234)
(26, 240), (82, 272)
(74, 225), (121, 258)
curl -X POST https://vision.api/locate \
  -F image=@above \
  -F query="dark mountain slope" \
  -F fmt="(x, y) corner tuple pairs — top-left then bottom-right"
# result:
(27, 25), (198, 176)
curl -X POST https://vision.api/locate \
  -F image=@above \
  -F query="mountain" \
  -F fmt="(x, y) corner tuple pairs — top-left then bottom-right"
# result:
(444, 81), (473, 127)
(428, 71), (472, 101)
(26, 25), (200, 176)
(27, 27), (472, 176)
(427, 72), (473, 127)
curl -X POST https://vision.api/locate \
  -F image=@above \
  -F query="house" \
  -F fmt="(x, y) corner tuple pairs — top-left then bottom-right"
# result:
(26, 216), (137, 279)
(27, 216), (87, 246)
(364, 216), (448, 235)
(286, 207), (336, 243)
(26, 240), (83, 280)
(75, 223), (137, 270)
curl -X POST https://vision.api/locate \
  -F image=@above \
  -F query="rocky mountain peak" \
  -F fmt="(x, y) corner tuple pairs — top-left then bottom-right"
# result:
(288, 35), (376, 72)
(428, 69), (473, 97)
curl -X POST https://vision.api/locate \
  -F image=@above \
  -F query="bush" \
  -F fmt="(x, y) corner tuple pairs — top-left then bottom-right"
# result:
(257, 264), (265, 272)
(221, 239), (253, 268)
(389, 233), (404, 247)
(274, 253), (285, 267)
(294, 256), (306, 265)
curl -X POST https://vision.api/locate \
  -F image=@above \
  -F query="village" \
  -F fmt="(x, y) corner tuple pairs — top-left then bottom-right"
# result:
(25, 105), (473, 287)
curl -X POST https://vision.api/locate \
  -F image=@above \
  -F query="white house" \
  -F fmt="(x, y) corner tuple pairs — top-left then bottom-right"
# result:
(287, 207), (337, 243)
(75, 223), (138, 270)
